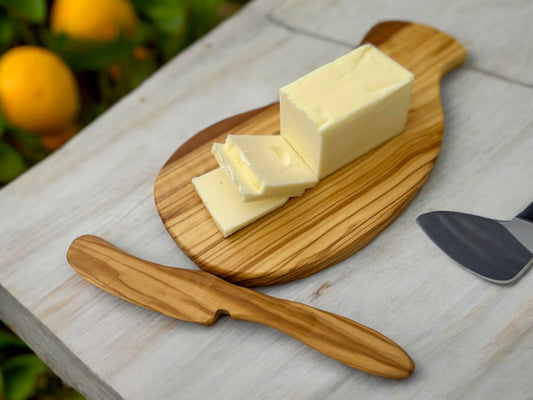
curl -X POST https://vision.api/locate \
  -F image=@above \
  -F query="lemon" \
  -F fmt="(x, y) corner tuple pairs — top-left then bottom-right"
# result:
(0, 46), (80, 135)
(51, 0), (138, 42)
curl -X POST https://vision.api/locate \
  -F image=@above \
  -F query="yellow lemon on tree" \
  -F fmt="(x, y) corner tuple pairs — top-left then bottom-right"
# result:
(51, 0), (139, 42)
(0, 46), (80, 135)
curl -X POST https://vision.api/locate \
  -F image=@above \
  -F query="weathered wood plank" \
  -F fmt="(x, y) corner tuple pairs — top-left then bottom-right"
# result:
(271, 0), (533, 86)
(0, 0), (532, 399)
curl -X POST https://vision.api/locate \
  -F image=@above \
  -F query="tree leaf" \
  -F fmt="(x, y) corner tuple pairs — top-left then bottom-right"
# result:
(140, 0), (187, 35)
(186, 0), (223, 38)
(158, 32), (187, 61)
(2, 354), (48, 400)
(0, 141), (27, 183)
(0, 330), (27, 351)
(42, 32), (139, 72)
(0, 17), (15, 51)
(0, 368), (4, 400)
(0, 108), (5, 138)
(0, 0), (46, 24)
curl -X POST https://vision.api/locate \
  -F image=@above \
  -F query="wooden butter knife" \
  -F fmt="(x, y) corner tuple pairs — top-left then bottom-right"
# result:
(67, 235), (414, 379)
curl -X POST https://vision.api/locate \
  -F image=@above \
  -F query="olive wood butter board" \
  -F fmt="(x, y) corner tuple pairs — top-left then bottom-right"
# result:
(154, 21), (467, 287)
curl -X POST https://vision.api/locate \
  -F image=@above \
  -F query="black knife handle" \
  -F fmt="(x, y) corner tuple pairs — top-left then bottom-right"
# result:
(517, 202), (533, 222)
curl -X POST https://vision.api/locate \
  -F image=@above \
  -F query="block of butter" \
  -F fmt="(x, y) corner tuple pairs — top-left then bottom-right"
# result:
(192, 168), (288, 237)
(280, 44), (414, 179)
(212, 135), (317, 201)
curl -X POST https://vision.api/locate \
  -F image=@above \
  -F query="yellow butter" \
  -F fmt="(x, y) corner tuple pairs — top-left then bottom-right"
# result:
(192, 168), (288, 237)
(280, 44), (414, 179)
(212, 135), (317, 201)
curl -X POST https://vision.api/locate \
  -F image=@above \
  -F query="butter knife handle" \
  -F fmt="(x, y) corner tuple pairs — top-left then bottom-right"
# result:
(517, 202), (533, 222)
(224, 286), (414, 379)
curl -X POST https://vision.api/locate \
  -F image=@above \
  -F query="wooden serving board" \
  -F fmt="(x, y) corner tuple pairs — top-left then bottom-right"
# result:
(154, 21), (466, 287)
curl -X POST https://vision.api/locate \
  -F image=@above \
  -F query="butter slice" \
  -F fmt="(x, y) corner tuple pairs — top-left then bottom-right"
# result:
(212, 135), (317, 201)
(192, 168), (288, 237)
(280, 44), (414, 179)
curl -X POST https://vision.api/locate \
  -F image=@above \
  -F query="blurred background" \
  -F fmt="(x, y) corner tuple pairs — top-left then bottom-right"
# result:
(0, 0), (247, 398)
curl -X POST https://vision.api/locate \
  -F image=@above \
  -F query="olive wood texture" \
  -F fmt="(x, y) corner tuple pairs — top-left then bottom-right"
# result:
(67, 235), (415, 379)
(154, 21), (467, 286)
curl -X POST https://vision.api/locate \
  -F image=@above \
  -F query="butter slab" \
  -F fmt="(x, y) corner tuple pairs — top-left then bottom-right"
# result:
(212, 135), (317, 202)
(192, 168), (288, 237)
(280, 44), (414, 179)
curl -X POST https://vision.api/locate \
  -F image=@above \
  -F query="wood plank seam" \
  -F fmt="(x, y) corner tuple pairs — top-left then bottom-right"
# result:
(265, 12), (355, 48)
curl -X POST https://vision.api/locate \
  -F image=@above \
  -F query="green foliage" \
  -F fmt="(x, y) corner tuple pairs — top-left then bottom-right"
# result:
(0, 0), (46, 24)
(187, 0), (223, 38)
(0, 331), (27, 351)
(137, 0), (187, 35)
(0, 141), (27, 183)
(0, 323), (86, 400)
(0, 17), (15, 52)
(135, 0), (189, 59)
(43, 32), (141, 72)
(0, 0), (244, 187)
(2, 354), (48, 400)
(0, 325), (46, 400)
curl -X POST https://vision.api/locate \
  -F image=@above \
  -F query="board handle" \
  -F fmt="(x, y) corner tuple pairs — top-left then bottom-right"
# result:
(362, 21), (467, 81)
(517, 202), (533, 222)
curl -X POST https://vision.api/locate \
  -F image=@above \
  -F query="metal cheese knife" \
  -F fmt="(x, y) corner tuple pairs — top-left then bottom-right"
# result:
(66, 235), (414, 379)
(417, 202), (533, 283)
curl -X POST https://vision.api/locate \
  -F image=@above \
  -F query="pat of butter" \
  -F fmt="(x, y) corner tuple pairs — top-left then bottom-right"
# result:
(280, 44), (414, 179)
(192, 168), (288, 237)
(212, 135), (317, 201)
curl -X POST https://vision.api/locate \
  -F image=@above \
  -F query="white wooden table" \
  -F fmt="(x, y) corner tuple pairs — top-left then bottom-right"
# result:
(1, 1), (532, 399)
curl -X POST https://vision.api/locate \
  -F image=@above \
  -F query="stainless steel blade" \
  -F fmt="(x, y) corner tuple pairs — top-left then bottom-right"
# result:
(500, 218), (533, 253)
(417, 211), (533, 284)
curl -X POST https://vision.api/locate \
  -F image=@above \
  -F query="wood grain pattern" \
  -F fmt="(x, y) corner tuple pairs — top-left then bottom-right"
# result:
(67, 235), (415, 379)
(154, 21), (467, 287)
